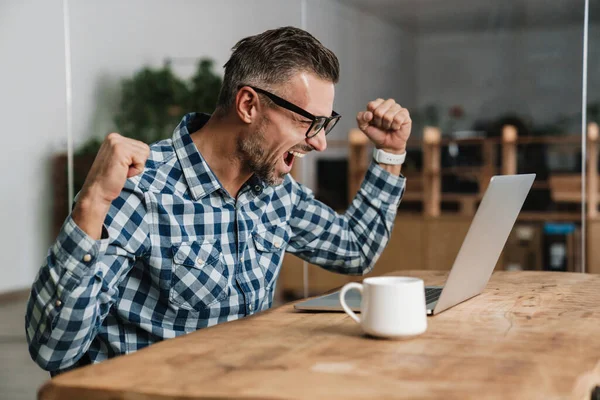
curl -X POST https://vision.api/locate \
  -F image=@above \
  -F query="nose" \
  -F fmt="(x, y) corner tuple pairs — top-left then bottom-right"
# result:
(306, 129), (327, 152)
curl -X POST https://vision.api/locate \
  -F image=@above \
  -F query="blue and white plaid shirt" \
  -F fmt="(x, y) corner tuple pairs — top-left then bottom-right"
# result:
(26, 113), (405, 374)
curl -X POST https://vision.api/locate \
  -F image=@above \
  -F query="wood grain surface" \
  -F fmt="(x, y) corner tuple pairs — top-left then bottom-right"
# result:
(39, 270), (600, 400)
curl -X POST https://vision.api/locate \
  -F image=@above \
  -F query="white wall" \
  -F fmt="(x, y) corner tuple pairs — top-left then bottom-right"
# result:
(0, 0), (408, 293)
(302, 0), (416, 189)
(0, 0), (67, 293)
(416, 25), (599, 133)
(5, 0), (590, 294)
(67, 0), (302, 149)
(66, 0), (414, 190)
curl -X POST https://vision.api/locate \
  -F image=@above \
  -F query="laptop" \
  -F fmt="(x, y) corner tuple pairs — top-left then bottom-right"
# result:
(294, 174), (535, 316)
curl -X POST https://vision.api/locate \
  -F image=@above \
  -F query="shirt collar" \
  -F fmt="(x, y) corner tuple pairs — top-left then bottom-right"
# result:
(172, 113), (222, 200)
(172, 113), (267, 201)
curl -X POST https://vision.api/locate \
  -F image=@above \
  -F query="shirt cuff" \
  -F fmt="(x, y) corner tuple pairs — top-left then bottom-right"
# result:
(52, 215), (101, 285)
(359, 161), (406, 207)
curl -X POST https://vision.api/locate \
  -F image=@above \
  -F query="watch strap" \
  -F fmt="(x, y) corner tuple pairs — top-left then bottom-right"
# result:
(373, 148), (406, 165)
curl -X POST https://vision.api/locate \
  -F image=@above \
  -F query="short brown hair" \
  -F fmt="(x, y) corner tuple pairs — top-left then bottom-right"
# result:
(215, 26), (339, 115)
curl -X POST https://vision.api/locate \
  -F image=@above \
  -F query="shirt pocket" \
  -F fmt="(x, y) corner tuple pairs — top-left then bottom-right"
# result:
(169, 239), (228, 311)
(252, 224), (290, 289)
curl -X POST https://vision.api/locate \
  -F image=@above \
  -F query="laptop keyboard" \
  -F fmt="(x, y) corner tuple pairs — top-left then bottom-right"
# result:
(425, 287), (443, 305)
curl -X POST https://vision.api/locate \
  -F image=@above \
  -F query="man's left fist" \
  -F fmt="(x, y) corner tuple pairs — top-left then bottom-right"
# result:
(356, 98), (411, 154)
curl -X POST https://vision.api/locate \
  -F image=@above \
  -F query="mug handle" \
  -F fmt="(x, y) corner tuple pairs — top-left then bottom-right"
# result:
(339, 282), (362, 324)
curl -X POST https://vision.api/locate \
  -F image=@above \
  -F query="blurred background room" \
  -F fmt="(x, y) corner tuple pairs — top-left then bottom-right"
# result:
(0, 0), (598, 398)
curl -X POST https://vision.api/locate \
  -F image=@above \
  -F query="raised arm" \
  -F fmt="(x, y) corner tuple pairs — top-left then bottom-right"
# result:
(25, 133), (151, 372)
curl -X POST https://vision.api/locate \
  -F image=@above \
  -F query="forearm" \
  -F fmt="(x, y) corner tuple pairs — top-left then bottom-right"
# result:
(341, 162), (404, 272)
(26, 179), (149, 372)
(25, 217), (108, 371)
(376, 163), (402, 176)
(288, 162), (405, 274)
(26, 271), (103, 372)
(72, 188), (112, 240)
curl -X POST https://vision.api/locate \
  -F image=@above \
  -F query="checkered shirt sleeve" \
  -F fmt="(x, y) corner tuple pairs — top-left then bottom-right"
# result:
(25, 179), (150, 371)
(288, 162), (405, 275)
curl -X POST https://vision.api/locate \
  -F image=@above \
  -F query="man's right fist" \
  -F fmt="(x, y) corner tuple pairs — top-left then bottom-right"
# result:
(72, 133), (150, 240)
(81, 133), (150, 205)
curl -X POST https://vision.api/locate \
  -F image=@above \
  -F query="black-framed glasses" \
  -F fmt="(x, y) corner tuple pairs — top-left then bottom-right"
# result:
(241, 85), (341, 138)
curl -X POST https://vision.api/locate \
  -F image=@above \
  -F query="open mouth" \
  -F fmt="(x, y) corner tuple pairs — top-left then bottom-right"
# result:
(284, 151), (294, 167)
(283, 150), (306, 167)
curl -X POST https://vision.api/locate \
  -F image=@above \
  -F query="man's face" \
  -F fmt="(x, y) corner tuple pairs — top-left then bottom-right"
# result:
(237, 72), (334, 186)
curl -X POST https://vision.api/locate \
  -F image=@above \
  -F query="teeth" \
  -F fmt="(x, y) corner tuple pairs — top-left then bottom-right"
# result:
(290, 151), (306, 158)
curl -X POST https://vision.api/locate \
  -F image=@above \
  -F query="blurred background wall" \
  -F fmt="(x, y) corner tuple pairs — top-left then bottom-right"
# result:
(0, 0), (415, 294)
(416, 26), (600, 130)
(1, 0), (598, 294)
(0, 0), (67, 294)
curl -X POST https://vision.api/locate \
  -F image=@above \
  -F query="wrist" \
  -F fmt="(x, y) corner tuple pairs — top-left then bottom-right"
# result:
(377, 163), (402, 176)
(373, 148), (406, 166)
(75, 194), (111, 217)
(377, 146), (406, 155)
(72, 191), (112, 240)
(80, 184), (114, 208)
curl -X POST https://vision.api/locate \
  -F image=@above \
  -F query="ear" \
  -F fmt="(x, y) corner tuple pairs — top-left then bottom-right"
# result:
(235, 86), (260, 124)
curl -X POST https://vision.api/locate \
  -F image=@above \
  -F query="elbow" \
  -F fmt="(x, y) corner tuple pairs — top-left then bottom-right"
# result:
(25, 320), (82, 373)
(26, 334), (58, 372)
(360, 261), (376, 276)
(358, 251), (381, 276)
(25, 308), (56, 372)
(345, 255), (376, 276)
(27, 339), (81, 373)
(28, 346), (56, 372)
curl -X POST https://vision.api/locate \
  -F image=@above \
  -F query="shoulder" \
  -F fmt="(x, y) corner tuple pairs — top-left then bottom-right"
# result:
(129, 138), (183, 195)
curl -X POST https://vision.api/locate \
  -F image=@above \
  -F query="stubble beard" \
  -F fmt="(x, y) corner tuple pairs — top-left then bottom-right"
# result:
(236, 116), (286, 186)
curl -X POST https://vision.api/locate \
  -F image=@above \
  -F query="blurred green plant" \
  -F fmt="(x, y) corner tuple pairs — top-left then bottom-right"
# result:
(188, 59), (224, 116)
(76, 58), (222, 156)
(113, 66), (189, 145)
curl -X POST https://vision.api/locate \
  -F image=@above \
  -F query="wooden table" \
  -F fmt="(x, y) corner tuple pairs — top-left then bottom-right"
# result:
(39, 271), (600, 400)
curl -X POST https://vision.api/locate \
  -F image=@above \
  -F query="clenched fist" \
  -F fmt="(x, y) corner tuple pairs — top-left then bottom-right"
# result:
(72, 133), (150, 240)
(356, 98), (411, 155)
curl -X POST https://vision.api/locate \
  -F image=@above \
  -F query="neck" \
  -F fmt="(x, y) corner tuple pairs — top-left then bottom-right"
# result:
(189, 113), (251, 199)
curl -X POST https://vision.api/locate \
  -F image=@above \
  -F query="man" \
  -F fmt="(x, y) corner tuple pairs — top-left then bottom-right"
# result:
(26, 26), (410, 375)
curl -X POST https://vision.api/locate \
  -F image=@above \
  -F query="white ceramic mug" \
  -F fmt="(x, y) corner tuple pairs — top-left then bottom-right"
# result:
(339, 276), (427, 338)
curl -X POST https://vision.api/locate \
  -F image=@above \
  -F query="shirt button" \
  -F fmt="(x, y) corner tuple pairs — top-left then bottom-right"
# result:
(274, 240), (282, 249)
(83, 254), (92, 262)
(254, 185), (262, 194)
(249, 304), (254, 311)
(55, 300), (62, 307)
(196, 258), (205, 266)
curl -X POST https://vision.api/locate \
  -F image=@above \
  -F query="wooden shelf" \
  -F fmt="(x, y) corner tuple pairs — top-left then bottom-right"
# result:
(518, 212), (582, 222)
(343, 124), (600, 276)
(348, 125), (600, 219)
(532, 181), (551, 189)
(441, 166), (491, 177)
(404, 134), (583, 150)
